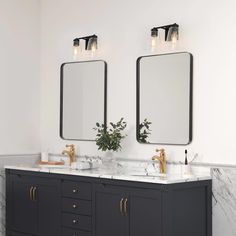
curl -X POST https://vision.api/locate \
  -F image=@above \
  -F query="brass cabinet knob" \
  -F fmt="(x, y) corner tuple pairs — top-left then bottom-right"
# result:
(72, 219), (78, 224)
(72, 189), (79, 193)
(72, 204), (77, 209)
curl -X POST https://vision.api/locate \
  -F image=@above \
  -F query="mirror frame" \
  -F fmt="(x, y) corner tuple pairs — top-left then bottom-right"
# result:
(60, 60), (107, 141)
(136, 52), (193, 145)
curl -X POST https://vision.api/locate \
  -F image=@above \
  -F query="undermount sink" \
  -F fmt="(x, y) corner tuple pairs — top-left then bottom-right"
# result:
(37, 164), (70, 169)
(37, 160), (97, 171)
(128, 173), (167, 178)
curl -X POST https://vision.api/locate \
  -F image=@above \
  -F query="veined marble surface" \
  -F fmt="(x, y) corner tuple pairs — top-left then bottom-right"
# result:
(4, 164), (211, 184)
(212, 168), (236, 236)
(5, 156), (211, 185)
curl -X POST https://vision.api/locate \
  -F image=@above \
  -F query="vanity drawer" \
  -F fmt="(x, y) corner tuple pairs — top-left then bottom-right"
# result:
(62, 181), (92, 200)
(62, 227), (91, 236)
(62, 198), (92, 215)
(62, 213), (92, 231)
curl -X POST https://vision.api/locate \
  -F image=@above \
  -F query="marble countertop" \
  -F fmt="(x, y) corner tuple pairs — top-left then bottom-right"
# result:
(4, 165), (211, 185)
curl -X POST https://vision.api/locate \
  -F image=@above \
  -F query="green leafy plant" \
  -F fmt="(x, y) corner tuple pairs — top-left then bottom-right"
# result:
(138, 118), (152, 143)
(93, 118), (127, 152)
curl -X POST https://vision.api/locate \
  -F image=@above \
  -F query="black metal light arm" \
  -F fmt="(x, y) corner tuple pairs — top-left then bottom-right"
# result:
(151, 23), (179, 41)
(73, 34), (98, 49)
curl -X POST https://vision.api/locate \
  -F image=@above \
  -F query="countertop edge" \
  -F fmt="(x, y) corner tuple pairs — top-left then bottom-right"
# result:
(4, 165), (212, 185)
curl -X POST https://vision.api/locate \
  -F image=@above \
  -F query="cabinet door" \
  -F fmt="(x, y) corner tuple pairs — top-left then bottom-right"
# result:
(95, 184), (129, 236)
(7, 175), (38, 235)
(6, 173), (60, 236)
(129, 190), (162, 236)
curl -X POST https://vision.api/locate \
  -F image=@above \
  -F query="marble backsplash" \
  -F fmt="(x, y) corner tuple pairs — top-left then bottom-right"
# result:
(212, 168), (236, 236)
(0, 155), (236, 236)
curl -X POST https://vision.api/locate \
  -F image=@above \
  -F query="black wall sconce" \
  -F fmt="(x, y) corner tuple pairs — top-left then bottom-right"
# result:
(151, 23), (179, 50)
(73, 34), (98, 59)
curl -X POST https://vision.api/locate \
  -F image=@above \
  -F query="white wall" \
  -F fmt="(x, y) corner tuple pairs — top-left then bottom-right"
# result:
(40, 0), (236, 165)
(0, 0), (41, 154)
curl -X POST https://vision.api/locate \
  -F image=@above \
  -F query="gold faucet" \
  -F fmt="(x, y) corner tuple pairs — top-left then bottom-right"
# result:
(62, 144), (76, 165)
(152, 148), (167, 174)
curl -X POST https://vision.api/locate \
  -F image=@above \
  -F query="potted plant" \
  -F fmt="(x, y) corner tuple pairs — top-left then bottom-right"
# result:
(93, 118), (127, 168)
(138, 118), (152, 143)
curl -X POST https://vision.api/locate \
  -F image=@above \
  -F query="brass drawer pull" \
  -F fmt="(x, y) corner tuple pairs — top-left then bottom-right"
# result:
(33, 187), (37, 201)
(72, 204), (77, 209)
(124, 198), (128, 216)
(72, 219), (79, 224)
(72, 189), (79, 193)
(119, 198), (124, 215)
(29, 186), (33, 201)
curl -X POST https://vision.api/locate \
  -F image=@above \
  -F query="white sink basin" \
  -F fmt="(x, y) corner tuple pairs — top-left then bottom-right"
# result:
(129, 173), (167, 178)
(37, 161), (98, 170)
(37, 164), (70, 169)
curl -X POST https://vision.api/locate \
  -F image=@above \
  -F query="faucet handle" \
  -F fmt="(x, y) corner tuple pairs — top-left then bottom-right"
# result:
(66, 144), (75, 150)
(156, 148), (165, 153)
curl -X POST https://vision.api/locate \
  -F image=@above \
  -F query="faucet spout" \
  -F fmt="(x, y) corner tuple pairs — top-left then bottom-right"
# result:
(152, 149), (167, 174)
(62, 150), (69, 155)
(62, 144), (76, 165)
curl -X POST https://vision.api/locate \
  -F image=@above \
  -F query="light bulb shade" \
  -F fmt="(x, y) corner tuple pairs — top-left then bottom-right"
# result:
(73, 39), (81, 60)
(73, 38), (80, 47)
(166, 25), (179, 42)
(87, 36), (98, 51)
(151, 28), (158, 37)
(73, 45), (80, 60)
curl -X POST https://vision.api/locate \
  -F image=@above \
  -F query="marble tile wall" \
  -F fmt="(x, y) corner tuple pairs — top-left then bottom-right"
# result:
(212, 168), (236, 236)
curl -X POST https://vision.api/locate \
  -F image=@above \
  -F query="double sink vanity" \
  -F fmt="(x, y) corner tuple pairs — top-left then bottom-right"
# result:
(5, 161), (212, 236)
(5, 51), (212, 236)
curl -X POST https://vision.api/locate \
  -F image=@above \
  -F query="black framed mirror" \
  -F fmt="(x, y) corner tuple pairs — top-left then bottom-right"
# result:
(60, 60), (107, 141)
(136, 52), (193, 145)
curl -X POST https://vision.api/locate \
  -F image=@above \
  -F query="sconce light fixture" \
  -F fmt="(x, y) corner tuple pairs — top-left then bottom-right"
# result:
(151, 28), (158, 50)
(73, 34), (98, 59)
(151, 23), (179, 51)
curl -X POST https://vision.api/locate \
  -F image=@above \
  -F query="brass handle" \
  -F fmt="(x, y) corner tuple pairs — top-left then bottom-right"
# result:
(124, 198), (128, 216)
(33, 187), (37, 201)
(29, 186), (33, 201)
(119, 198), (124, 215)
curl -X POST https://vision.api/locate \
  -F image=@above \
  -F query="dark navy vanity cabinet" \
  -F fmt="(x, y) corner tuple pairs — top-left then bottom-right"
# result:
(6, 172), (61, 236)
(6, 169), (212, 236)
(95, 184), (162, 236)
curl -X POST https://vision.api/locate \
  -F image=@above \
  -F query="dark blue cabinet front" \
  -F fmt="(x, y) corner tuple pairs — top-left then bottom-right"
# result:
(6, 173), (60, 236)
(6, 169), (212, 236)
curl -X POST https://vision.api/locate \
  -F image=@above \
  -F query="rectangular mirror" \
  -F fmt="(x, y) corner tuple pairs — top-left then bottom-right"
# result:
(60, 60), (107, 141)
(137, 52), (193, 145)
